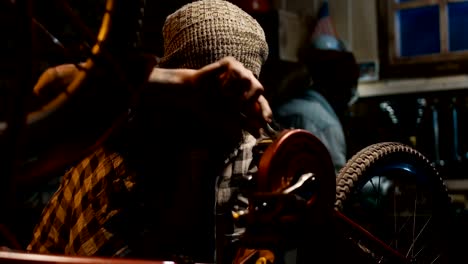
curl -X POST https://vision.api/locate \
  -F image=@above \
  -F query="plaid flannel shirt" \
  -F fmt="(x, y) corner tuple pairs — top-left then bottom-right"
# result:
(27, 132), (258, 258)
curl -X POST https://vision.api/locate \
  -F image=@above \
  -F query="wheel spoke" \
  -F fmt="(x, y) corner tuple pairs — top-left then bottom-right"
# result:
(429, 254), (441, 264)
(406, 216), (432, 258)
(394, 185), (398, 250)
(388, 213), (411, 248)
(411, 192), (417, 258)
(32, 18), (92, 69)
(33, 18), (65, 49)
(377, 176), (383, 237)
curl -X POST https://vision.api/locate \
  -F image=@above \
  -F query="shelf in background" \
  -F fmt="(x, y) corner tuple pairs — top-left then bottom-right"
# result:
(358, 75), (468, 98)
(445, 179), (468, 192)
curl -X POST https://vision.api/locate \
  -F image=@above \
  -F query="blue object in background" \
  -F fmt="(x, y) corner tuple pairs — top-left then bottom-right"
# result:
(397, 5), (440, 57)
(311, 35), (347, 52)
(448, 2), (468, 52)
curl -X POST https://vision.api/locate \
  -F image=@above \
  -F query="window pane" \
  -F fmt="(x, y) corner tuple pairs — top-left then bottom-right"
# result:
(397, 6), (440, 57)
(448, 2), (468, 52)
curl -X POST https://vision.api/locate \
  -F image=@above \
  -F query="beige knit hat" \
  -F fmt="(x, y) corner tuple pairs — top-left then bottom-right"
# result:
(159, 0), (269, 77)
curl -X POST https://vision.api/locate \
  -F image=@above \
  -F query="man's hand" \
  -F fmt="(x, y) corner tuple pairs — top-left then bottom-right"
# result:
(192, 56), (273, 137)
(148, 56), (273, 137)
(33, 63), (85, 98)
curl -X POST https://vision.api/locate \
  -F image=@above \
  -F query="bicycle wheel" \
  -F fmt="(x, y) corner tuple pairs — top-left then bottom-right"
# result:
(1, 0), (150, 185)
(0, 0), (148, 249)
(335, 142), (452, 263)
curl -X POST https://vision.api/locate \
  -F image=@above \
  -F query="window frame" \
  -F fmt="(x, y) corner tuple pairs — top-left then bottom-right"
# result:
(378, 0), (468, 79)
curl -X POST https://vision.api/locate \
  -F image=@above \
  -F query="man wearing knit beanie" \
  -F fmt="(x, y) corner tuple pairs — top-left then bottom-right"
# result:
(27, 0), (271, 263)
(157, 0), (270, 138)
(142, 1), (271, 262)
(159, 0), (268, 78)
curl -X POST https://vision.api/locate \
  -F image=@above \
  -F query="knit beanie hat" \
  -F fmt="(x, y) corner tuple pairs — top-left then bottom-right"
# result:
(159, 0), (269, 77)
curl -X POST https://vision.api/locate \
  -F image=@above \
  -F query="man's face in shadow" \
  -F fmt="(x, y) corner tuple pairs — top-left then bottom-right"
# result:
(134, 83), (245, 159)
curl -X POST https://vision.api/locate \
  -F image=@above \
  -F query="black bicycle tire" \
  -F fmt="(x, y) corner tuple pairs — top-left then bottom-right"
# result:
(335, 142), (451, 263)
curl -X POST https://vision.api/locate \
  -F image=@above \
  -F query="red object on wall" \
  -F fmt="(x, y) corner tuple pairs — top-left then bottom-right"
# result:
(310, 0), (339, 40)
(230, 0), (271, 14)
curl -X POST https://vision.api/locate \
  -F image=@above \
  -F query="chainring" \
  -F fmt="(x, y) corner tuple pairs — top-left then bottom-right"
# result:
(257, 129), (336, 207)
(237, 129), (336, 254)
